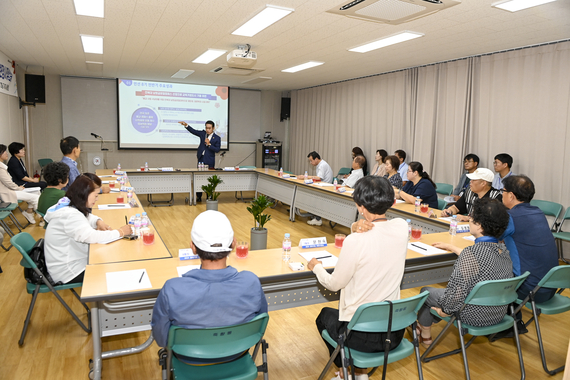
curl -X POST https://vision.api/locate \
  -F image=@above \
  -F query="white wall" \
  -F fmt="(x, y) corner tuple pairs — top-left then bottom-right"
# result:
(0, 91), (24, 148)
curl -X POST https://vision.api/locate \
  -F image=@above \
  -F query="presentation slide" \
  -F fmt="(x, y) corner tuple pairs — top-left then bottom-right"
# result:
(117, 79), (229, 149)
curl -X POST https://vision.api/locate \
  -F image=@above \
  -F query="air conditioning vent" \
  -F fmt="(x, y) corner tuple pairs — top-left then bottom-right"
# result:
(210, 66), (265, 76)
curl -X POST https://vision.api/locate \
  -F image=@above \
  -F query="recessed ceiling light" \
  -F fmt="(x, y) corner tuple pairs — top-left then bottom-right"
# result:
(492, 0), (556, 12)
(282, 61), (324, 73)
(192, 49), (227, 64)
(349, 31), (424, 53)
(80, 35), (103, 54)
(171, 69), (195, 79)
(73, 0), (104, 18)
(232, 5), (294, 37)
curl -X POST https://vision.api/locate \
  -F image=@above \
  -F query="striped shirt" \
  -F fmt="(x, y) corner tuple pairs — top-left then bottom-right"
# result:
(454, 187), (502, 215)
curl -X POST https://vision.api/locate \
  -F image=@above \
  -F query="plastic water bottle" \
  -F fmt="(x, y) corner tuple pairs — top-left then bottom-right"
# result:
(304, 170), (308, 178)
(145, 162), (149, 171)
(279, 167), (283, 177)
(141, 212), (149, 229)
(117, 163), (121, 171)
(414, 196), (421, 212)
(333, 178), (338, 190)
(282, 233), (291, 262)
(407, 219), (412, 241)
(134, 214), (141, 236)
(450, 215), (458, 236)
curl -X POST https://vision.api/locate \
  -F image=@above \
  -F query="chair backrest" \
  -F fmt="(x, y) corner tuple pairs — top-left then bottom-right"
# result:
(435, 183), (453, 196)
(337, 167), (351, 177)
(167, 313), (269, 360)
(11, 232), (38, 269)
(464, 272), (530, 307)
(535, 265), (570, 290)
(530, 199), (563, 229)
(347, 291), (429, 333)
(437, 198), (448, 210)
(556, 207), (570, 233)
(38, 158), (53, 168)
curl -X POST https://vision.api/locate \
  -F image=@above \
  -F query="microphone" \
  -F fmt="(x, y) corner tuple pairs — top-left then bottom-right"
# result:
(221, 151), (226, 157)
(91, 133), (101, 139)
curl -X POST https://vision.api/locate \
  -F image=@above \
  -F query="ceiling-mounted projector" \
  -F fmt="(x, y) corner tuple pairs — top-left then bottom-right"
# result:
(227, 49), (257, 69)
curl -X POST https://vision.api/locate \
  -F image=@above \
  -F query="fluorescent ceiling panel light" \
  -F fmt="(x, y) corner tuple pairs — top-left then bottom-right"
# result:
(80, 35), (103, 54)
(232, 5), (294, 37)
(192, 49), (227, 64)
(73, 0), (104, 18)
(492, 0), (556, 12)
(171, 69), (195, 79)
(282, 61), (324, 73)
(349, 31), (424, 53)
(86, 61), (103, 64)
(242, 77), (273, 84)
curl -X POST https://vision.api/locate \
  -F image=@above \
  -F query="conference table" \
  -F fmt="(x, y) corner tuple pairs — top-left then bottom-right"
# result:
(82, 169), (472, 379)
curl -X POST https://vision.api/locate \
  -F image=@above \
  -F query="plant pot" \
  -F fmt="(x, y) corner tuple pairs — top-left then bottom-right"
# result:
(250, 228), (268, 251)
(206, 199), (218, 211)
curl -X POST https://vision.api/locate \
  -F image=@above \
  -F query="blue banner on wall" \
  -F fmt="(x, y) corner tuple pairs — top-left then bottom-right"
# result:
(0, 50), (18, 97)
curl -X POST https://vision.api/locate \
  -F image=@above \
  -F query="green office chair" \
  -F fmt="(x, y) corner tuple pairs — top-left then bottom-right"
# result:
(435, 183), (453, 196)
(530, 199), (563, 231)
(38, 158), (53, 180)
(421, 272), (530, 380)
(11, 232), (92, 346)
(552, 207), (570, 264)
(516, 266), (570, 375)
(0, 210), (13, 251)
(437, 198), (448, 210)
(161, 313), (269, 380)
(318, 291), (430, 380)
(334, 167), (351, 182)
(0, 201), (25, 233)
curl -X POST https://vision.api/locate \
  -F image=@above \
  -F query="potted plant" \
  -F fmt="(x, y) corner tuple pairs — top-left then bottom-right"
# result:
(201, 175), (224, 211)
(247, 194), (273, 250)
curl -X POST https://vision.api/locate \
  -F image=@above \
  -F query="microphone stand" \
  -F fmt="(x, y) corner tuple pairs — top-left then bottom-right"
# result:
(217, 152), (226, 168)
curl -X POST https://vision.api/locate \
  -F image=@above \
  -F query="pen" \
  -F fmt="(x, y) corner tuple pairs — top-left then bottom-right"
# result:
(139, 271), (145, 283)
(125, 216), (128, 225)
(411, 243), (427, 251)
(107, 205), (124, 207)
(315, 255), (332, 260)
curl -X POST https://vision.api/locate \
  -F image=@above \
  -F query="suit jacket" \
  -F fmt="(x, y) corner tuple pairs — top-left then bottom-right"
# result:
(184, 125), (221, 168)
(0, 162), (19, 203)
(7, 156), (29, 186)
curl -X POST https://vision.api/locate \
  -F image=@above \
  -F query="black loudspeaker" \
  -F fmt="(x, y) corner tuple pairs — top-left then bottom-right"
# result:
(25, 74), (45, 104)
(280, 97), (291, 121)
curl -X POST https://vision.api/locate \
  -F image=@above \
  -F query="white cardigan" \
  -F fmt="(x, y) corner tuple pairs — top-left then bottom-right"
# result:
(44, 206), (120, 284)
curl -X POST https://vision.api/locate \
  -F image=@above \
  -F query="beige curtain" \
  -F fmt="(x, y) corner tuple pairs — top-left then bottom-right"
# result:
(290, 40), (570, 206)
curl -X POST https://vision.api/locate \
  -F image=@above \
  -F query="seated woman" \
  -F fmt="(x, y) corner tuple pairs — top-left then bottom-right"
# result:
(415, 198), (512, 347)
(370, 149), (388, 177)
(308, 176), (408, 380)
(37, 162), (70, 215)
(394, 161), (438, 209)
(383, 155), (403, 190)
(7, 142), (47, 190)
(0, 144), (40, 224)
(44, 175), (131, 284)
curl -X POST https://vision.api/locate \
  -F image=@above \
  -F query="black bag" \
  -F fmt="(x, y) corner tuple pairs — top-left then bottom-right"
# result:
(23, 238), (60, 286)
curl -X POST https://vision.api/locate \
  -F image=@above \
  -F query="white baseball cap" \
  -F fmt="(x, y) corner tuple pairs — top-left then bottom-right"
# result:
(466, 168), (494, 183)
(191, 211), (234, 252)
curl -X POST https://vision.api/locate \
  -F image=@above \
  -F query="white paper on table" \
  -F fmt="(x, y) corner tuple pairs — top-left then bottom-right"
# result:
(98, 204), (131, 210)
(98, 235), (122, 245)
(109, 188), (121, 193)
(223, 167), (236, 171)
(106, 269), (152, 293)
(315, 182), (334, 187)
(408, 242), (448, 255)
(444, 196), (456, 203)
(298, 250), (338, 267)
(101, 180), (113, 184)
(395, 199), (405, 204)
(99, 175), (117, 178)
(438, 217), (454, 222)
(344, 190), (354, 194)
(177, 265), (201, 277)
(463, 235), (476, 241)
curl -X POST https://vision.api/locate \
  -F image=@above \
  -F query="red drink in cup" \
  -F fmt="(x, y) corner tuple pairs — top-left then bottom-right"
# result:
(109, 182), (115, 188)
(420, 203), (429, 213)
(411, 227), (422, 240)
(142, 229), (155, 245)
(117, 195), (124, 203)
(335, 234), (346, 249)
(236, 242), (249, 258)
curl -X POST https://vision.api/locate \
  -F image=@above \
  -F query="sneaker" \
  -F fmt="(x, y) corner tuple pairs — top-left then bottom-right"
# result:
(39, 220), (46, 227)
(22, 211), (36, 224)
(307, 218), (323, 226)
(330, 372), (368, 380)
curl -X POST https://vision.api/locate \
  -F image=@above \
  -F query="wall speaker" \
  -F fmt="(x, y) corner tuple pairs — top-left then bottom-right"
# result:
(25, 74), (45, 104)
(280, 97), (291, 121)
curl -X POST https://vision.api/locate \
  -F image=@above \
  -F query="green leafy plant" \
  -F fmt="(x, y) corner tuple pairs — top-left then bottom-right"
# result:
(201, 175), (224, 201)
(247, 194), (274, 230)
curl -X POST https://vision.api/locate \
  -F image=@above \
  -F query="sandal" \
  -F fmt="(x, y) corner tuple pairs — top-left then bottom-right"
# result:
(408, 325), (433, 348)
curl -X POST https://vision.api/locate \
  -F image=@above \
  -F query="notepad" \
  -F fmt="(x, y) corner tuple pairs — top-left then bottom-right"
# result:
(315, 182), (334, 187)
(98, 235), (122, 245)
(463, 235), (476, 241)
(106, 269), (152, 293)
(177, 265), (200, 277)
(408, 242), (447, 255)
(395, 199), (405, 204)
(298, 250), (338, 267)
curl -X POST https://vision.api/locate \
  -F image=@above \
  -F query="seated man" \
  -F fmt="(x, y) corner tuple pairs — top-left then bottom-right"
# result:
(492, 153), (515, 190)
(151, 210), (268, 363)
(60, 136), (109, 193)
(394, 149), (408, 185)
(342, 155), (365, 188)
(441, 168), (501, 221)
(452, 153), (479, 201)
(501, 175), (558, 303)
(298, 151), (334, 226)
(37, 162), (70, 215)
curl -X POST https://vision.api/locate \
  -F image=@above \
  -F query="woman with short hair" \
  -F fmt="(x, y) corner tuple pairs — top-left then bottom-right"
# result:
(370, 149), (388, 177)
(383, 155), (403, 190)
(7, 142), (47, 190)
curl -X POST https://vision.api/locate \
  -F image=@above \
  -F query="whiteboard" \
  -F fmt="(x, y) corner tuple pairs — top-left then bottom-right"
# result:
(61, 76), (262, 144)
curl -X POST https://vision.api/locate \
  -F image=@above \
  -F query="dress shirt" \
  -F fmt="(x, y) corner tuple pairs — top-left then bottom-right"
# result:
(398, 162), (409, 182)
(61, 156), (80, 191)
(344, 168), (364, 188)
(315, 159), (333, 183)
(492, 171), (514, 190)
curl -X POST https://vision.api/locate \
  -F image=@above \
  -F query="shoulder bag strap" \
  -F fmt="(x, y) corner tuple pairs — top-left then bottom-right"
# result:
(382, 301), (394, 380)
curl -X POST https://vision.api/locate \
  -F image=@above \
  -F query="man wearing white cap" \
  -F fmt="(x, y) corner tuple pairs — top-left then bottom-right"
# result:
(441, 168), (502, 222)
(151, 210), (267, 362)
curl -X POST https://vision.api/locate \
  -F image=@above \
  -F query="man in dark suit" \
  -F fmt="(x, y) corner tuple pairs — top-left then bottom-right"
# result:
(178, 120), (221, 201)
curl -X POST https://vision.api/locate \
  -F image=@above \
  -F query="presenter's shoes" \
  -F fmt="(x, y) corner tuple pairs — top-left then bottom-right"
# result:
(307, 218), (322, 226)
(22, 211), (36, 224)
(196, 196), (202, 202)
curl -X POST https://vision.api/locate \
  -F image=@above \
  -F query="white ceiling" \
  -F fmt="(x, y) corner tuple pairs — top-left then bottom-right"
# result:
(0, 0), (569, 91)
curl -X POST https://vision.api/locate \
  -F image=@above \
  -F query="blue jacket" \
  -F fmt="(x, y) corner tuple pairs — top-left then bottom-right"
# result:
(185, 125), (221, 168)
(151, 266), (267, 349)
